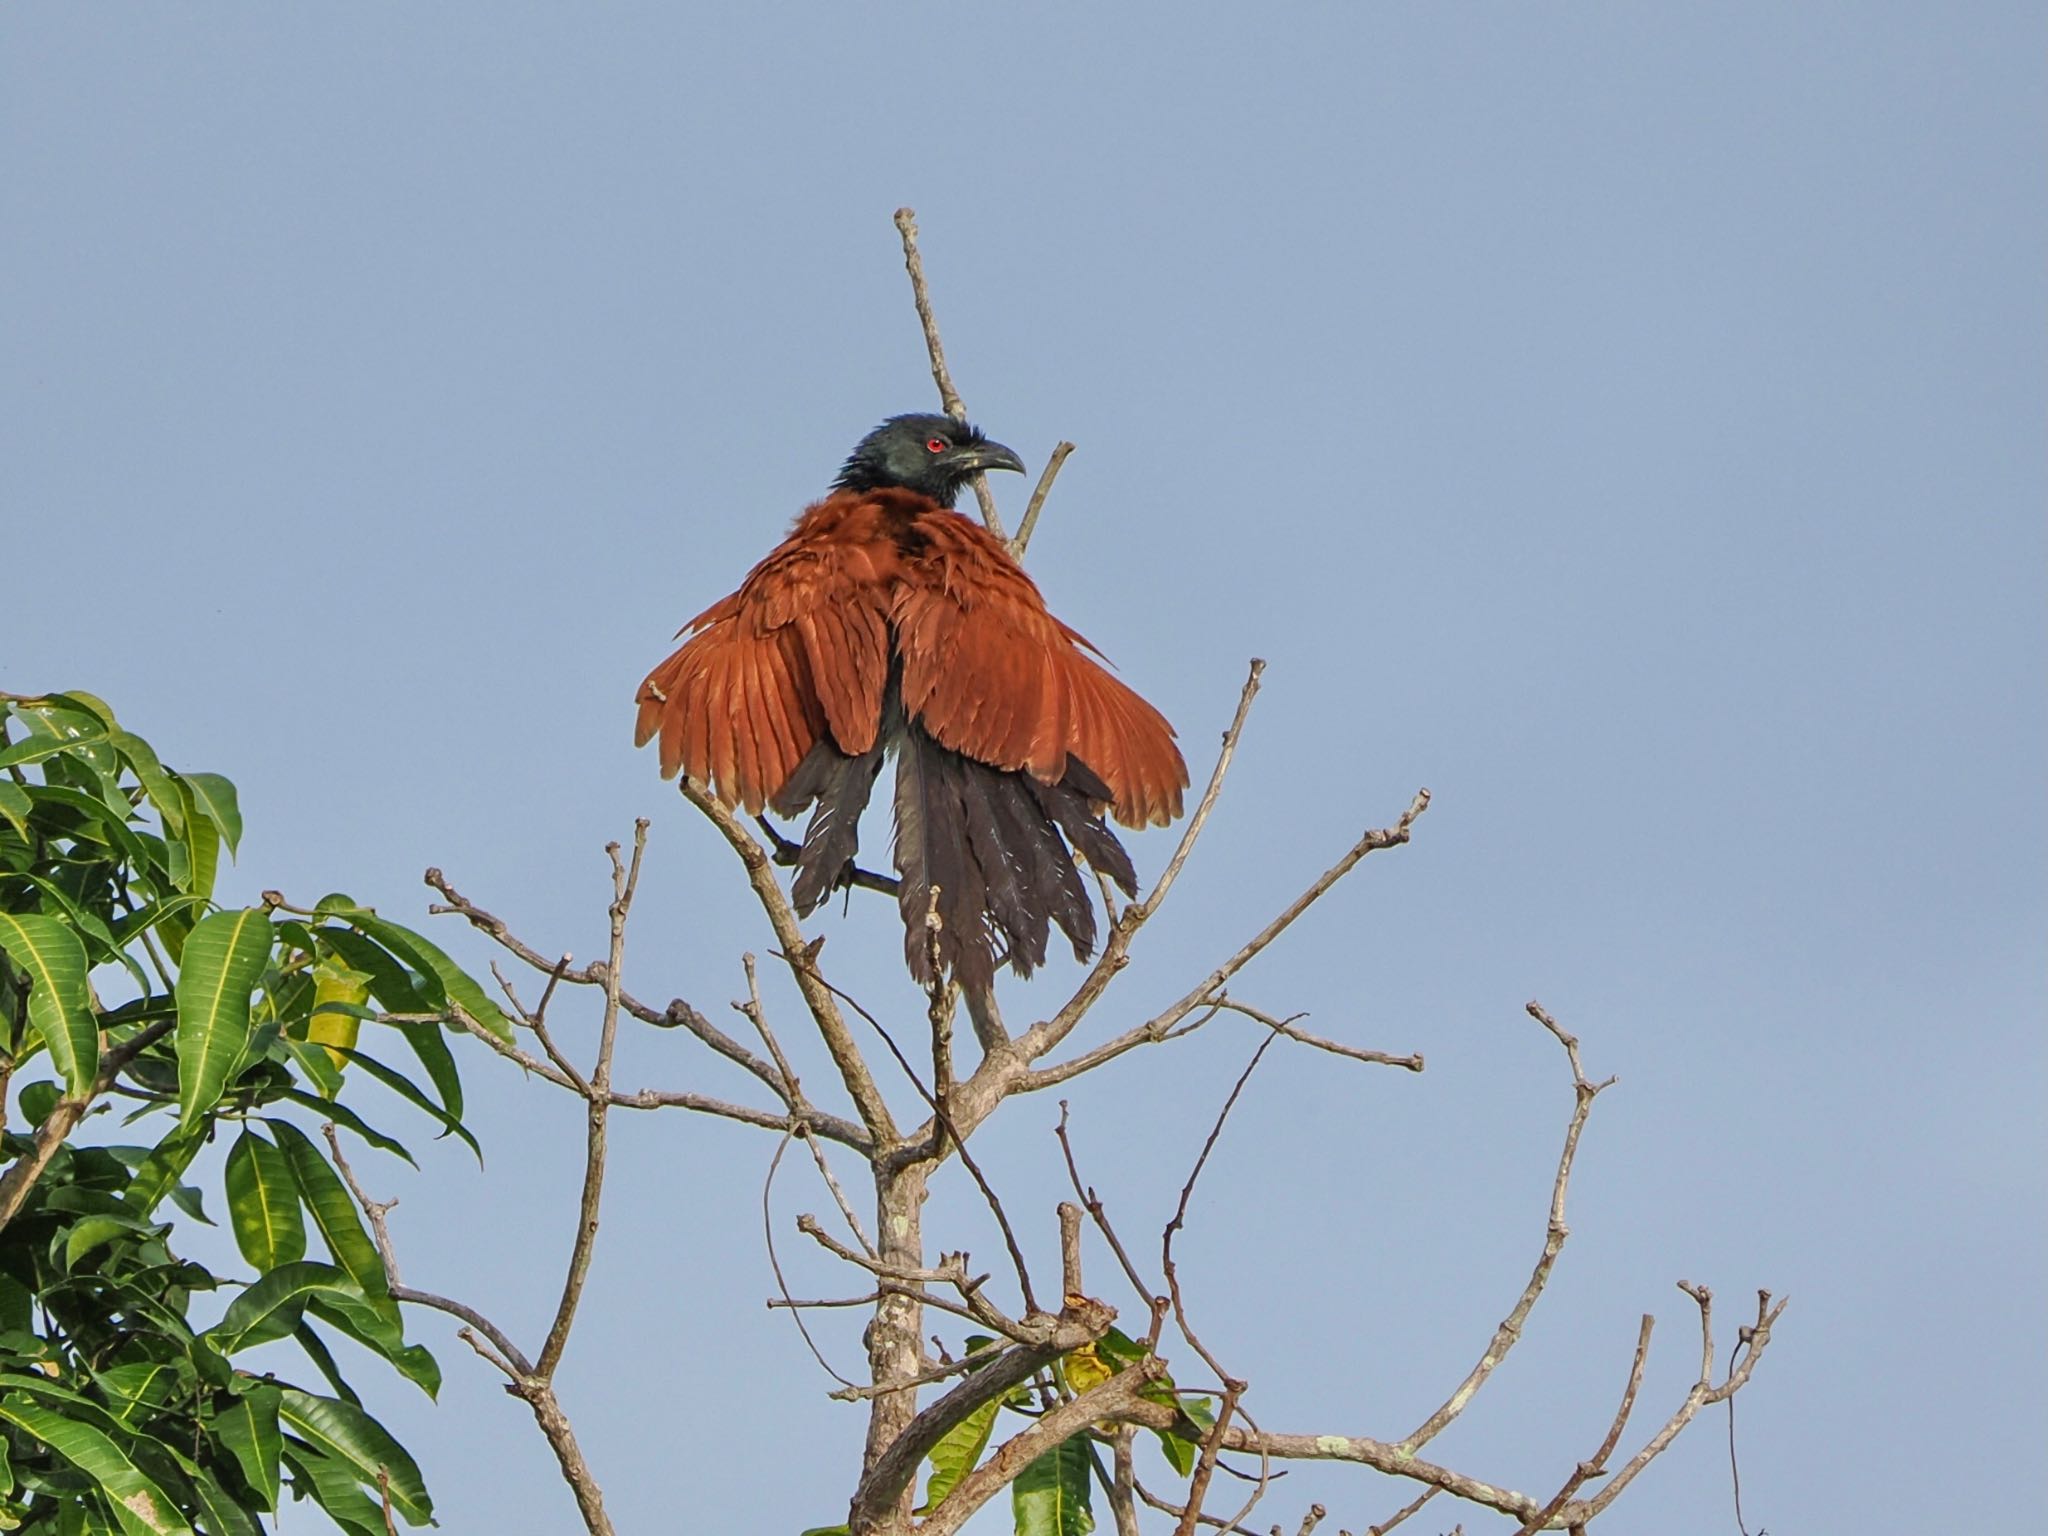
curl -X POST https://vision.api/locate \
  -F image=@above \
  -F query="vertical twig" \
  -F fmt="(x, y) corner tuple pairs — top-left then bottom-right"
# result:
(893, 207), (1007, 540)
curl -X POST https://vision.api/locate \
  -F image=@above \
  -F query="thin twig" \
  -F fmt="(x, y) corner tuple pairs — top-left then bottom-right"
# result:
(893, 206), (1005, 540)
(1365, 1487), (1437, 1536)
(1509, 1314), (1654, 1535)
(536, 825), (644, 1379)
(1398, 1001), (1612, 1454)
(762, 1132), (860, 1389)
(422, 867), (795, 1105)
(1012, 440), (1075, 558)
(677, 777), (898, 1142)
(0, 1018), (174, 1234)
(321, 1122), (536, 1381)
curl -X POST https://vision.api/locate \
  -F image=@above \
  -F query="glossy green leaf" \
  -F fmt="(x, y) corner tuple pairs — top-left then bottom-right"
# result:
(0, 912), (98, 1096)
(276, 1090), (415, 1165)
(224, 1129), (305, 1271)
(305, 1297), (440, 1399)
(107, 731), (182, 838)
(214, 1387), (281, 1510)
(17, 1080), (59, 1128)
(0, 724), (111, 770)
(280, 1037), (344, 1101)
(207, 1262), (358, 1353)
(1013, 1435), (1094, 1536)
(317, 902), (511, 1042)
(278, 1446), (387, 1536)
(177, 773), (242, 856)
(90, 1364), (183, 1430)
(277, 1388), (431, 1524)
(63, 1215), (151, 1270)
(186, 1463), (260, 1536)
(0, 782), (30, 838)
(173, 908), (272, 1127)
(264, 1120), (391, 1309)
(292, 1322), (361, 1406)
(333, 1046), (480, 1161)
(124, 1126), (205, 1220)
(0, 1397), (193, 1536)
(168, 801), (218, 902)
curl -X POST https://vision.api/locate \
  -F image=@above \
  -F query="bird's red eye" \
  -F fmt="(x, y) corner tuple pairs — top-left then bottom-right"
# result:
(926, 437), (948, 453)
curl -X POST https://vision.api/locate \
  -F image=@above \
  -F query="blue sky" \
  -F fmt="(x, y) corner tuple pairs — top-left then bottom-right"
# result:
(4, 5), (2042, 1532)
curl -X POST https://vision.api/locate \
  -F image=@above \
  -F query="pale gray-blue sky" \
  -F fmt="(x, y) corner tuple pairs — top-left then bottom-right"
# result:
(4, 6), (2041, 1532)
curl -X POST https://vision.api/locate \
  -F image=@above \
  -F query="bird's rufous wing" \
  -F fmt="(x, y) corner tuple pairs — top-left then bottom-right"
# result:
(893, 517), (1187, 829)
(634, 524), (893, 814)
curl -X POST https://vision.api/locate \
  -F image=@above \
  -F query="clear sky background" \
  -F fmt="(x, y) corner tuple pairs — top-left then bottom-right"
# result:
(4, 6), (2042, 1533)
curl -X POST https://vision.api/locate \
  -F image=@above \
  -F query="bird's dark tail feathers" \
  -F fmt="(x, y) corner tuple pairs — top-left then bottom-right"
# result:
(891, 718), (1137, 997)
(774, 709), (1139, 1000)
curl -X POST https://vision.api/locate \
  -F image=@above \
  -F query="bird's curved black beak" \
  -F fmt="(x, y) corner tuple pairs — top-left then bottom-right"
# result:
(953, 440), (1026, 477)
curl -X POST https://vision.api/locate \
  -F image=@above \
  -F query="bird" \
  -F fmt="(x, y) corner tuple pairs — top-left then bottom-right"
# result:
(634, 413), (1188, 1005)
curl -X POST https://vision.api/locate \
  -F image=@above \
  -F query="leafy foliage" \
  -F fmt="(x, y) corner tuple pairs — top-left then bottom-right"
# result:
(0, 693), (485, 1532)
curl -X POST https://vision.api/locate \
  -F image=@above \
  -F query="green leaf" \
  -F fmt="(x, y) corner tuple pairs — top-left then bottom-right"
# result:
(292, 1321), (361, 1406)
(1014, 1435), (1094, 1536)
(169, 797), (219, 902)
(173, 908), (273, 1127)
(317, 902), (511, 1043)
(0, 1397), (193, 1536)
(278, 1446), (387, 1536)
(214, 1386), (281, 1510)
(17, 1079), (60, 1128)
(186, 1463), (260, 1536)
(0, 724), (111, 770)
(0, 782), (30, 838)
(177, 773), (242, 857)
(277, 1388), (431, 1524)
(125, 1125), (206, 1219)
(918, 1395), (999, 1513)
(90, 1363), (185, 1429)
(280, 1037), (345, 1101)
(305, 1297), (440, 1399)
(0, 912), (98, 1097)
(334, 1046), (481, 1161)
(207, 1262), (358, 1353)
(264, 1120), (391, 1309)
(1156, 1396), (1215, 1478)
(63, 1214), (152, 1270)
(107, 731), (183, 838)
(224, 1128), (306, 1271)
(275, 1090), (415, 1165)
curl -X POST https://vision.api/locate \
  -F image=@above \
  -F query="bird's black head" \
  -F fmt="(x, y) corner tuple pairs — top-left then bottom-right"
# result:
(831, 413), (1026, 506)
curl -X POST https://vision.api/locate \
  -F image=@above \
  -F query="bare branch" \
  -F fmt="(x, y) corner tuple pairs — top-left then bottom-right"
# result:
(763, 1133), (861, 1389)
(1509, 1313), (1654, 1536)
(893, 206), (1006, 540)
(1398, 1000), (1612, 1453)
(322, 1122), (538, 1380)
(1012, 439), (1075, 558)
(0, 1018), (176, 1233)
(425, 866), (794, 1104)
(678, 776), (898, 1142)
(1364, 1487), (1438, 1536)
(1575, 1287), (1789, 1523)
(536, 825), (643, 1378)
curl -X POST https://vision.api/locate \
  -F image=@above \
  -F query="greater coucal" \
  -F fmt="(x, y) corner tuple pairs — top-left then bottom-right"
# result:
(634, 414), (1187, 1000)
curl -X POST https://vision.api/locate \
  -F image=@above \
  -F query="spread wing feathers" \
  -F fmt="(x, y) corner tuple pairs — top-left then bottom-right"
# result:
(891, 522), (1188, 830)
(633, 537), (892, 813)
